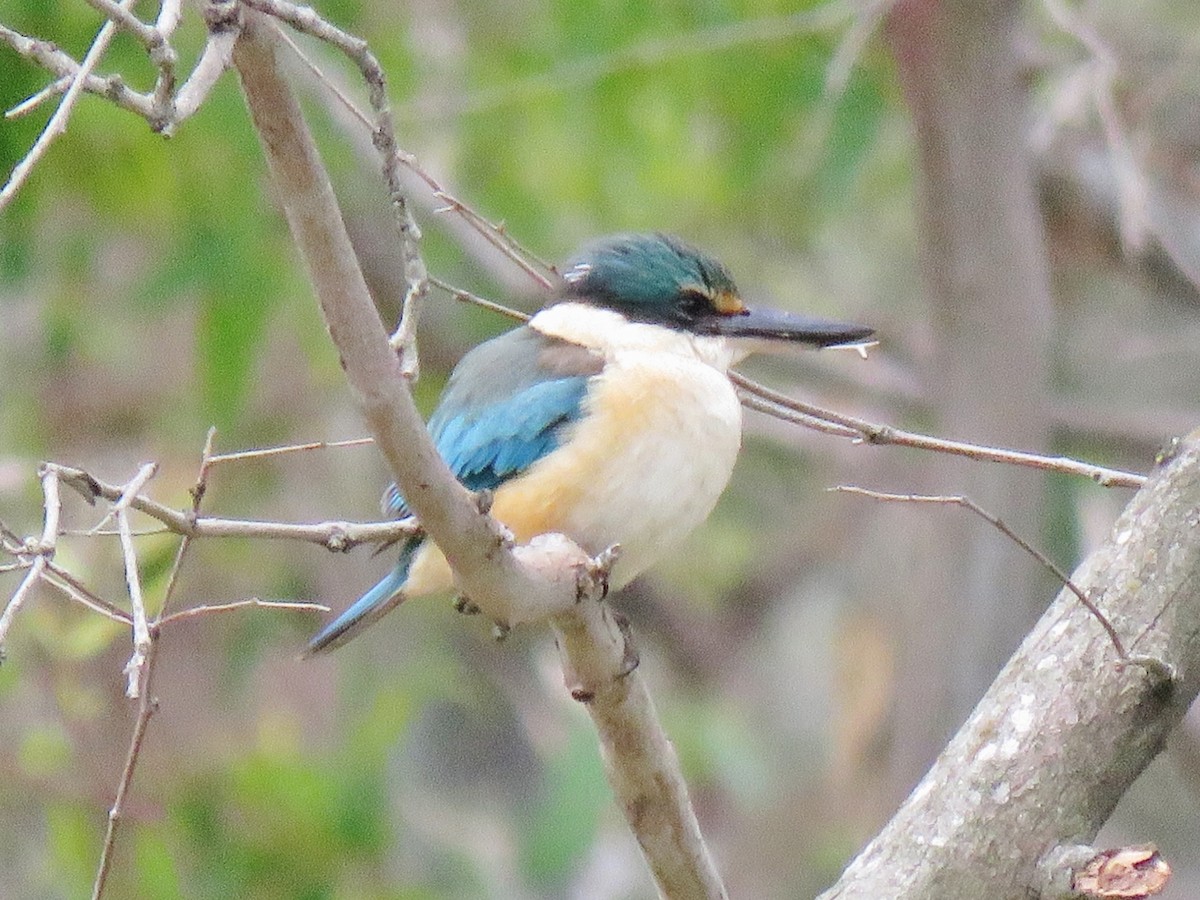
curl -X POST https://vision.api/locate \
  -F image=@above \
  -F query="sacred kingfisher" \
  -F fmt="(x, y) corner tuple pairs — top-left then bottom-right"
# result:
(307, 233), (872, 654)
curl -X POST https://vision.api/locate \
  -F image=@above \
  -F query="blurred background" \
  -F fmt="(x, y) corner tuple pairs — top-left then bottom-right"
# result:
(2, 0), (1200, 897)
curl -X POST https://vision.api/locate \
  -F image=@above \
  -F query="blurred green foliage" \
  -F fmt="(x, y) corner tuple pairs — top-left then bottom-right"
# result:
(14, 0), (1190, 897)
(0, 1), (897, 895)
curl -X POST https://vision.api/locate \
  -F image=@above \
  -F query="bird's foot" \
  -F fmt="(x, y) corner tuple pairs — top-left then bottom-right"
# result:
(576, 543), (621, 603)
(611, 609), (640, 678)
(472, 488), (494, 515)
(452, 595), (480, 615)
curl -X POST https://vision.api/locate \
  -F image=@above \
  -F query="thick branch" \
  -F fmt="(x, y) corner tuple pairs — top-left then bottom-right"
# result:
(819, 428), (1200, 898)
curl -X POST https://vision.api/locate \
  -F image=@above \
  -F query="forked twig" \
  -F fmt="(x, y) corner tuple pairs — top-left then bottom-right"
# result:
(112, 463), (159, 698)
(0, 0), (136, 211)
(0, 465), (62, 657)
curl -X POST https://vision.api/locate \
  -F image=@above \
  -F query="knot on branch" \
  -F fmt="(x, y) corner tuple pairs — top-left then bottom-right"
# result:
(203, 0), (242, 32)
(1038, 843), (1171, 898)
(323, 524), (352, 553)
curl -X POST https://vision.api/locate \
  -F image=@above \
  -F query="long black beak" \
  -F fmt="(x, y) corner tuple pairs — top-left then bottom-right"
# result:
(697, 306), (874, 347)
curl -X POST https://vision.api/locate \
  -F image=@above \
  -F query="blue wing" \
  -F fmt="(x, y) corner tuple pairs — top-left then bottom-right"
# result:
(309, 326), (601, 655)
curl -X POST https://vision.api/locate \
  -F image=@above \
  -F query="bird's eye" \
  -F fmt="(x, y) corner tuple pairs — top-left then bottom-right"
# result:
(678, 288), (712, 317)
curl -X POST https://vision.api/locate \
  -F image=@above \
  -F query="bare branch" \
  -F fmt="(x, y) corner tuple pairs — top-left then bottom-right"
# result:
(6, 76), (70, 119)
(0, 23), (156, 121)
(91, 645), (158, 900)
(206, 436), (374, 465)
(156, 596), (328, 628)
(552, 579), (728, 899)
(820, 432), (1200, 898)
(731, 371), (1148, 488)
(110, 463), (159, 699)
(49, 461), (417, 550)
(231, 9), (585, 626)
(82, 0), (159, 49)
(268, 18), (557, 288)
(0, 0), (137, 211)
(42, 562), (133, 626)
(170, 1), (241, 130)
(94, 433), (202, 899)
(833, 486), (1129, 661)
(231, 15), (723, 896)
(429, 275), (531, 323)
(0, 465), (61, 657)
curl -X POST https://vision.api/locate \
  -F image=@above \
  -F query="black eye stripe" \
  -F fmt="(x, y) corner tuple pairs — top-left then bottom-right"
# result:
(679, 287), (711, 309)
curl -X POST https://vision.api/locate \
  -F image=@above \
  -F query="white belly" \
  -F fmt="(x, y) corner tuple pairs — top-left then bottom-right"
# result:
(535, 350), (743, 586)
(406, 304), (747, 598)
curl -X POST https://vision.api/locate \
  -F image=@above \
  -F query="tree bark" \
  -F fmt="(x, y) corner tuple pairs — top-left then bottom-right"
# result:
(820, 429), (1200, 898)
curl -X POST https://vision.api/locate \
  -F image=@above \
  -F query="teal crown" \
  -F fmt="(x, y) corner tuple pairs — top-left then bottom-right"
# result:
(558, 233), (740, 328)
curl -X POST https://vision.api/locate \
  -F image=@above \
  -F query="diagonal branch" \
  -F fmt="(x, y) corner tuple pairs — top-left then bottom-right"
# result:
(819, 429), (1200, 898)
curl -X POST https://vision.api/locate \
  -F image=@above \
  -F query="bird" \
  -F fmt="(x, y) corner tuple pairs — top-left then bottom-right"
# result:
(306, 233), (873, 655)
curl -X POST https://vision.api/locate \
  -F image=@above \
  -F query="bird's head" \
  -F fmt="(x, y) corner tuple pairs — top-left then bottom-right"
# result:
(557, 233), (873, 349)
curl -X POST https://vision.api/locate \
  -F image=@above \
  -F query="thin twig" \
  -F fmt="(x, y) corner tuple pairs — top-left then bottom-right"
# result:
(160, 429), (218, 616)
(156, 596), (328, 629)
(0, 23), (157, 122)
(834, 486), (1129, 660)
(94, 434), (199, 900)
(81, 0), (177, 124)
(739, 393), (861, 440)
(0, 465), (62, 657)
(43, 561), (133, 625)
(205, 436), (374, 466)
(90, 641), (158, 900)
(429, 275), (531, 322)
(82, 0), (159, 48)
(387, 200), (428, 380)
(0, 0), (137, 211)
(267, 16), (556, 288)
(113, 464), (159, 698)
(50, 461), (417, 550)
(731, 371), (1148, 488)
(169, 1), (240, 131)
(6, 76), (70, 119)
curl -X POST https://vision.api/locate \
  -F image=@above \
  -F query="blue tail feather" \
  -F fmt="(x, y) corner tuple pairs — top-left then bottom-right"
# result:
(304, 541), (419, 656)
